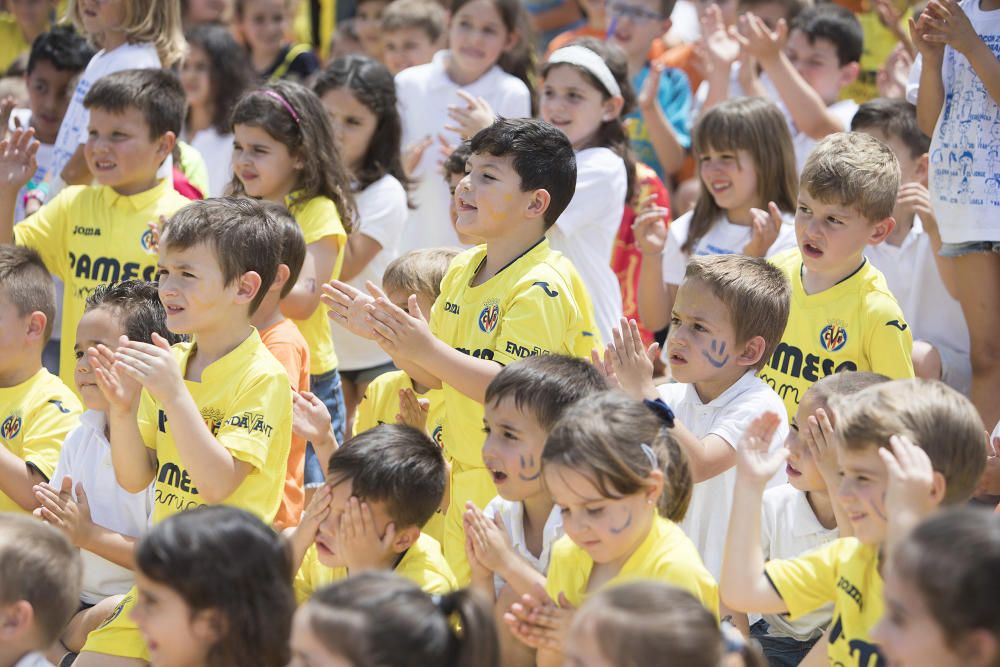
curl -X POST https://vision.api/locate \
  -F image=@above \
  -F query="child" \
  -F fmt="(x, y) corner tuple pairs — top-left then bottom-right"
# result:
(735, 4), (864, 170)
(506, 390), (718, 667)
(545, 0), (608, 56)
(313, 56), (409, 434)
(751, 371), (888, 665)
(540, 39), (631, 343)
(51, 0), (184, 190)
(635, 96), (798, 333)
(180, 24), (252, 198)
(75, 197), (292, 666)
(326, 118), (600, 585)
(381, 0), (447, 76)
(235, 0), (320, 82)
(605, 0), (692, 182)
(0, 68), (191, 387)
(0, 0), (56, 74)
(759, 132), (914, 419)
(721, 378), (987, 666)
(288, 424), (456, 601)
(130, 506), (296, 667)
(853, 98), (971, 394)
(395, 0), (532, 251)
(465, 354), (606, 667)
(0, 246), (81, 514)
(12, 25), (94, 222)
(0, 515), (81, 667)
(910, 0), (1000, 429)
(32, 281), (180, 665)
(290, 571), (500, 667)
(872, 507), (1000, 667)
(354, 0), (390, 61)
(230, 80), (357, 487)
(566, 582), (766, 667)
(442, 141), (482, 245)
(250, 202), (311, 530)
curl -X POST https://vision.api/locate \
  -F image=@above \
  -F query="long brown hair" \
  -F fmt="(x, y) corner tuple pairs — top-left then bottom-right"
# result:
(685, 97), (796, 254)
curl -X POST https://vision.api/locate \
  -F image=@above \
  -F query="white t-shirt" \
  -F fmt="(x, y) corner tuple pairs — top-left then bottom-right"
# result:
(48, 42), (161, 196)
(50, 410), (152, 605)
(185, 126), (234, 198)
(865, 216), (971, 393)
(395, 50), (531, 252)
(12, 653), (53, 667)
(548, 147), (626, 343)
(906, 0), (1000, 243)
(483, 496), (563, 595)
(658, 372), (788, 578)
(661, 210), (797, 285)
(756, 483), (838, 641)
(331, 174), (408, 371)
(792, 99), (859, 173)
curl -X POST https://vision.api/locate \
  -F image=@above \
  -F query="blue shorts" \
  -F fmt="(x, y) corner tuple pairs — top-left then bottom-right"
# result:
(750, 619), (819, 667)
(306, 368), (346, 485)
(939, 240), (1000, 257)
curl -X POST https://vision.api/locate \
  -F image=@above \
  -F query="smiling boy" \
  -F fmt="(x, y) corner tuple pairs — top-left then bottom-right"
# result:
(0, 68), (190, 389)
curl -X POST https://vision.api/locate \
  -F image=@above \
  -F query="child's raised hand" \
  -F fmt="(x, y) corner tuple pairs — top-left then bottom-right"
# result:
(366, 286), (434, 359)
(402, 135), (434, 177)
(287, 484), (332, 564)
(920, 0), (977, 54)
(464, 501), (515, 574)
(445, 91), (496, 139)
(607, 318), (659, 401)
(0, 96), (16, 142)
(733, 13), (787, 64)
(804, 407), (841, 488)
(0, 127), (39, 193)
(504, 584), (574, 651)
(877, 43), (914, 99)
(975, 434), (1000, 496)
(396, 387), (429, 432)
(337, 497), (396, 572)
(590, 346), (621, 390)
(638, 62), (664, 113)
(701, 5), (741, 72)
(145, 215), (167, 254)
(111, 333), (184, 405)
(735, 411), (787, 487)
(292, 390), (333, 443)
(909, 13), (945, 60)
(323, 280), (378, 340)
(879, 434), (940, 523)
(744, 202), (784, 257)
(88, 340), (142, 413)
(32, 476), (93, 548)
(631, 195), (670, 256)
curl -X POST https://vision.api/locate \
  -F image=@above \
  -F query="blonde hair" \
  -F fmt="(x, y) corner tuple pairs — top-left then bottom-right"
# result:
(834, 379), (986, 505)
(382, 247), (461, 302)
(806, 370), (890, 410)
(800, 132), (900, 223)
(67, 0), (186, 67)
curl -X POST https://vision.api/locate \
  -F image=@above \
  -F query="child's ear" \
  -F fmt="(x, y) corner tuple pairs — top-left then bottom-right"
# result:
(157, 131), (177, 161)
(234, 270), (264, 306)
(839, 61), (861, 87)
(602, 95), (625, 123)
(391, 525), (421, 553)
(916, 153), (929, 186)
(0, 600), (33, 640)
(929, 470), (947, 506)
(867, 216), (895, 245)
(956, 628), (999, 667)
(503, 29), (520, 53)
(660, 18), (672, 34)
(524, 188), (552, 221)
(644, 468), (665, 505)
(736, 334), (767, 368)
(270, 264), (291, 294)
(192, 608), (227, 644)
(24, 311), (47, 344)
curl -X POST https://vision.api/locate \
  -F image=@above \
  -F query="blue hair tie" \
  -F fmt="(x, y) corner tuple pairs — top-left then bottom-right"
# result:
(643, 398), (675, 428)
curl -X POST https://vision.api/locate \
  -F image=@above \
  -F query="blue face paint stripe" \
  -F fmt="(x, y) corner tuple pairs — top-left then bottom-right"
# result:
(609, 508), (633, 534)
(518, 454), (542, 481)
(702, 338), (731, 368)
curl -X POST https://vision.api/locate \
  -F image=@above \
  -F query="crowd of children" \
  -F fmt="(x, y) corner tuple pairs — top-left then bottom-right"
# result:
(0, 0), (999, 666)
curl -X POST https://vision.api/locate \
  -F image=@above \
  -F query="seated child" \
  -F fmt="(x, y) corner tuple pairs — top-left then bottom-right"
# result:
(722, 378), (987, 667)
(0, 245), (81, 515)
(853, 98), (971, 394)
(380, 0), (446, 76)
(760, 132), (914, 420)
(289, 423), (456, 601)
(0, 515), (81, 667)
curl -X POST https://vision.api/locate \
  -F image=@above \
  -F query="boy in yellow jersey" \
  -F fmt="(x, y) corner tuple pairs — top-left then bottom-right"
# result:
(0, 68), (191, 388)
(74, 198), (292, 667)
(0, 245), (81, 514)
(722, 379), (986, 667)
(759, 132), (914, 419)
(288, 423), (456, 602)
(326, 118), (601, 584)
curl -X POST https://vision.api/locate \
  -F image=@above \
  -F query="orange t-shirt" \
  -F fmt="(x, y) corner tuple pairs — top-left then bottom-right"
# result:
(260, 318), (310, 530)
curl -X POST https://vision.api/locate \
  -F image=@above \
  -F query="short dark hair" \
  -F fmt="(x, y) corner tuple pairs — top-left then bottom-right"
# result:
(161, 197), (282, 315)
(468, 118), (577, 228)
(0, 245), (55, 342)
(485, 355), (607, 431)
(85, 280), (185, 346)
(851, 98), (931, 159)
(443, 140), (472, 178)
(259, 202), (306, 298)
(326, 424), (447, 529)
(27, 25), (94, 75)
(790, 5), (863, 66)
(83, 68), (185, 139)
(381, 0), (447, 42)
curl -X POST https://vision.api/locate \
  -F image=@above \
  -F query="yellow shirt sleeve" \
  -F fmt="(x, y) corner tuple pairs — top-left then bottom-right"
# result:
(396, 534), (458, 594)
(215, 372), (292, 472)
(13, 186), (79, 279)
(137, 389), (159, 450)
(491, 286), (578, 366)
(866, 301), (914, 380)
(545, 536), (588, 607)
(765, 539), (844, 620)
(294, 544), (321, 604)
(22, 389), (80, 480)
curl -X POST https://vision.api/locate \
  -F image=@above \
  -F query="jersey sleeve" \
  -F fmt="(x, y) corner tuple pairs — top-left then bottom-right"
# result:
(352, 388), (379, 437)
(22, 398), (79, 480)
(764, 539), (842, 619)
(13, 187), (74, 279)
(492, 281), (576, 366)
(293, 545), (319, 603)
(215, 372), (292, 471)
(866, 300), (915, 379)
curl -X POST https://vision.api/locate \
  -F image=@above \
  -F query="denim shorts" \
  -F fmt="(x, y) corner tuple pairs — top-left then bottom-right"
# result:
(305, 368), (346, 486)
(939, 240), (1000, 257)
(750, 619), (820, 667)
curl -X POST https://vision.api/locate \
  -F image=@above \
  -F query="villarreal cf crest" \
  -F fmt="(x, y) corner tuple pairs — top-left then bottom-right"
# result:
(819, 321), (848, 352)
(1, 414), (22, 440)
(478, 300), (500, 333)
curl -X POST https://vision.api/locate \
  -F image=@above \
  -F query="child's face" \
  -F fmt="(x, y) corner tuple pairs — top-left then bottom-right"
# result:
(233, 123), (303, 203)
(24, 60), (76, 145)
(180, 45), (212, 111)
(385, 288), (435, 324)
(319, 87), (378, 174)
(186, 0), (233, 24)
(131, 572), (217, 667)
(454, 153), (540, 239)
(835, 444), (889, 545)
(482, 397), (549, 502)
(858, 127), (927, 188)
(785, 31), (855, 105)
(238, 0), (289, 56)
(157, 240), (245, 336)
(314, 478), (398, 568)
(698, 146), (759, 217)
(794, 188), (890, 277)
(544, 463), (658, 565)
(665, 278), (745, 386)
(784, 392), (828, 493)
(85, 107), (172, 196)
(355, 0), (388, 56)
(540, 64), (620, 151)
(74, 306), (124, 411)
(448, 0), (515, 82)
(8, 0), (54, 31)
(383, 27), (439, 76)
(606, 0), (670, 60)
(77, 0), (126, 37)
(290, 605), (356, 667)
(447, 171), (483, 244)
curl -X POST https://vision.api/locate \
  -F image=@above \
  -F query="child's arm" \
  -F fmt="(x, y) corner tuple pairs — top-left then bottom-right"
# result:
(911, 15), (947, 136)
(340, 233), (384, 282)
(735, 14), (849, 139)
(804, 408), (853, 536)
(465, 503), (547, 598)
(922, 0), (1000, 108)
(0, 127), (39, 243)
(285, 484), (332, 570)
(504, 584), (575, 667)
(292, 391), (339, 465)
(700, 6), (742, 113)
(720, 412), (791, 614)
(282, 237), (341, 320)
(33, 477), (138, 570)
(0, 448), (46, 510)
(632, 199), (676, 332)
(899, 184), (959, 299)
(396, 388), (430, 432)
(638, 63), (689, 177)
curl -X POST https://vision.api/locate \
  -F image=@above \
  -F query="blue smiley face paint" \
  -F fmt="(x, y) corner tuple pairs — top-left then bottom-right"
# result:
(518, 453), (542, 481)
(702, 339), (731, 368)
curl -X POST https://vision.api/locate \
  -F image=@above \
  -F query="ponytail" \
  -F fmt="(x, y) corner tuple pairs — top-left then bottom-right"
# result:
(651, 427), (692, 522)
(435, 590), (500, 667)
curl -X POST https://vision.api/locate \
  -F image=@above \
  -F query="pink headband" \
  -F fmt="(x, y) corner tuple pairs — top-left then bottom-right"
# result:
(259, 89), (300, 125)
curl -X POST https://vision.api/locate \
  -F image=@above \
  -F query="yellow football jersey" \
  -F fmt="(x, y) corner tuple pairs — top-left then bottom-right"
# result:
(352, 370), (445, 439)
